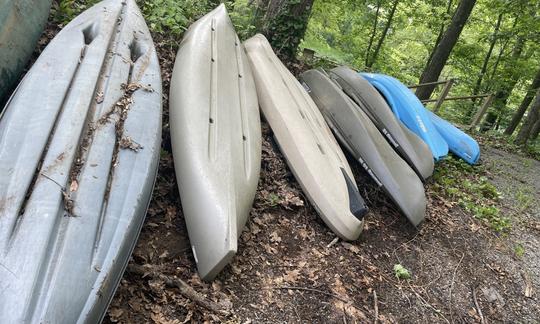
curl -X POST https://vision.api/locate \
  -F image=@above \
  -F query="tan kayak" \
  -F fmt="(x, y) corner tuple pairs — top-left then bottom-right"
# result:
(244, 34), (367, 240)
(169, 5), (262, 280)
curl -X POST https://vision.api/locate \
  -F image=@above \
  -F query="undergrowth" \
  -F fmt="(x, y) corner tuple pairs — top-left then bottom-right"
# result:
(433, 156), (509, 232)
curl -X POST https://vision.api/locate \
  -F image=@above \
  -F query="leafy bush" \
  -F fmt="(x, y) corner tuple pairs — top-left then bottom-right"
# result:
(139, 0), (209, 36)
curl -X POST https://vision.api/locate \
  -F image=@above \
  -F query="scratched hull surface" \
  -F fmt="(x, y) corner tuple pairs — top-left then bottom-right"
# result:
(0, 0), (52, 102)
(244, 35), (367, 241)
(329, 67), (435, 181)
(301, 69), (426, 226)
(0, 1), (162, 323)
(169, 5), (261, 281)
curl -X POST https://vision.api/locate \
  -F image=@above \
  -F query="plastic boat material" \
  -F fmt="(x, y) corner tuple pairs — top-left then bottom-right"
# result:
(329, 66), (435, 181)
(244, 34), (368, 240)
(169, 5), (262, 281)
(360, 72), (450, 160)
(0, 0), (52, 102)
(300, 69), (426, 226)
(0, 0), (162, 322)
(362, 73), (480, 164)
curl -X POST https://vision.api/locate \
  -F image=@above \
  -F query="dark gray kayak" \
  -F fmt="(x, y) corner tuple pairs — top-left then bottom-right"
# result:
(0, 0), (52, 102)
(329, 66), (434, 181)
(0, 0), (161, 322)
(300, 69), (426, 226)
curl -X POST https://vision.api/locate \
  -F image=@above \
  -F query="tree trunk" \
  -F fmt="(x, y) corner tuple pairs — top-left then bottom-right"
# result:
(260, 0), (315, 59)
(531, 118), (540, 140)
(426, 0), (454, 68)
(366, 0), (399, 68)
(515, 89), (540, 145)
(504, 67), (540, 135)
(365, 1), (381, 68)
(416, 0), (477, 101)
(481, 36), (525, 131)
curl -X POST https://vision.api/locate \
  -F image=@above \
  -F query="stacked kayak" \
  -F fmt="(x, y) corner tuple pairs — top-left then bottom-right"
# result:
(300, 69), (426, 226)
(361, 73), (480, 164)
(169, 4), (262, 281)
(0, 0), (162, 322)
(245, 34), (368, 240)
(329, 66), (434, 181)
(0, 0), (52, 102)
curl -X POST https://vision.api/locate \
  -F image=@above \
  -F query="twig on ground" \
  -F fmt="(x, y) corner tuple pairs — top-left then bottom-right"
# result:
(449, 253), (465, 322)
(327, 237), (339, 248)
(472, 286), (486, 324)
(373, 290), (379, 324)
(128, 264), (230, 316)
(408, 283), (450, 324)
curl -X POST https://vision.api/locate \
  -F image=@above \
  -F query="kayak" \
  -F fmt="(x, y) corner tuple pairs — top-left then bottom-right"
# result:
(362, 73), (479, 164)
(329, 66), (435, 181)
(360, 73), (449, 160)
(300, 69), (426, 226)
(0, 0), (52, 102)
(0, 1), (162, 322)
(245, 35), (367, 240)
(170, 4), (261, 281)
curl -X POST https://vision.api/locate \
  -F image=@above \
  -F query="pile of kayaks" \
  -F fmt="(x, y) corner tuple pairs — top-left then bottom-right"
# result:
(0, 1), (481, 322)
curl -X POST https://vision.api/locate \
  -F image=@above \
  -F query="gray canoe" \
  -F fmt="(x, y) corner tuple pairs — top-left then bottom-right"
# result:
(329, 66), (434, 181)
(0, 0), (162, 322)
(300, 69), (426, 226)
(169, 4), (261, 281)
(244, 34), (367, 240)
(0, 0), (52, 102)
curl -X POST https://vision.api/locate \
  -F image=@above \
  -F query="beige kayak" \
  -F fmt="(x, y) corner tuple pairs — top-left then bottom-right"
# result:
(169, 5), (262, 280)
(244, 34), (367, 240)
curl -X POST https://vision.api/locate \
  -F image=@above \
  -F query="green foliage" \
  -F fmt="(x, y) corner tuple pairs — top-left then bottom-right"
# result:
(139, 0), (209, 36)
(227, 0), (259, 40)
(514, 243), (525, 258)
(53, 0), (101, 25)
(433, 156), (510, 232)
(393, 264), (411, 279)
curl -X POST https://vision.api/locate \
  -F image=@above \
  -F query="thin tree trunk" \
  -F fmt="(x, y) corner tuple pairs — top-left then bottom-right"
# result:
(260, 0), (315, 59)
(366, 0), (399, 68)
(416, 0), (477, 101)
(426, 0), (454, 68)
(531, 118), (540, 140)
(486, 17), (518, 89)
(504, 67), (540, 135)
(515, 89), (540, 145)
(365, 0), (381, 68)
(481, 36), (525, 131)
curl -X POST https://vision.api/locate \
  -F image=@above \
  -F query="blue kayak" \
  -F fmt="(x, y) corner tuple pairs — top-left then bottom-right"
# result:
(361, 73), (480, 164)
(361, 73), (448, 160)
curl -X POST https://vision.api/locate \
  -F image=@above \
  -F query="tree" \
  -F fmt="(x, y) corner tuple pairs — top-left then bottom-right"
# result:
(467, 13), (503, 117)
(481, 36), (525, 131)
(415, 0), (477, 100)
(259, 0), (315, 59)
(504, 67), (540, 135)
(425, 0), (454, 69)
(365, 1), (381, 67)
(515, 89), (540, 145)
(366, 0), (399, 68)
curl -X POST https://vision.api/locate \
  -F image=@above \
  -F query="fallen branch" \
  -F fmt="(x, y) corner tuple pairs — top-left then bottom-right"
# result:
(128, 264), (230, 316)
(449, 253), (465, 323)
(373, 291), (379, 324)
(472, 287), (486, 324)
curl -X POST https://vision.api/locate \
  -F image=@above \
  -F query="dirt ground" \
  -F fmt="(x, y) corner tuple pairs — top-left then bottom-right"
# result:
(21, 8), (540, 324)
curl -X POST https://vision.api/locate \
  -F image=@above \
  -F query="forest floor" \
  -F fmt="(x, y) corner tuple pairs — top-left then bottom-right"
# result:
(24, 8), (540, 324)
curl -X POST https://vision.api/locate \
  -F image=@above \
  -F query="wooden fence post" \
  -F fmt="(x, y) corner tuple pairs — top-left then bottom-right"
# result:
(469, 94), (494, 131)
(433, 79), (454, 113)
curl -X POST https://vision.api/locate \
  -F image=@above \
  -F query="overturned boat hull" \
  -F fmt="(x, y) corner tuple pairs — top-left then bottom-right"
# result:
(170, 4), (262, 281)
(245, 35), (367, 240)
(301, 69), (426, 226)
(360, 73), (450, 160)
(329, 66), (435, 181)
(0, 1), (162, 322)
(0, 0), (52, 102)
